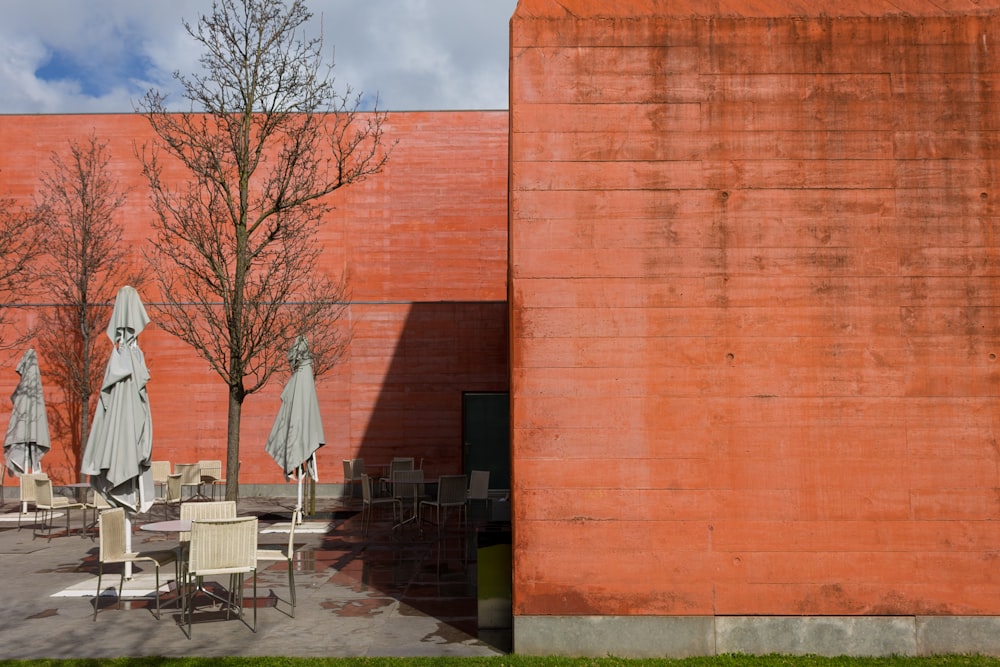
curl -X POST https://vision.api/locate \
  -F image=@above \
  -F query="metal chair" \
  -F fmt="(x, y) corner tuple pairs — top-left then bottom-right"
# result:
(183, 516), (258, 638)
(197, 459), (224, 499)
(467, 469), (491, 524)
(94, 507), (178, 621)
(419, 474), (469, 534)
(33, 477), (85, 540)
(256, 508), (301, 617)
(391, 469), (425, 531)
(342, 458), (365, 499)
(150, 460), (171, 499)
(380, 457), (413, 495)
(175, 463), (203, 501)
(151, 474), (182, 520)
(179, 500), (237, 554)
(360, 473), (400, 536)
(84, 488), (112, 534)
(16, 472), (47, 529)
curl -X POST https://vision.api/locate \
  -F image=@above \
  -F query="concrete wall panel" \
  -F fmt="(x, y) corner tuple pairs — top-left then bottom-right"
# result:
(510, 0), (1000, 628)
(0, 111), (508, 487)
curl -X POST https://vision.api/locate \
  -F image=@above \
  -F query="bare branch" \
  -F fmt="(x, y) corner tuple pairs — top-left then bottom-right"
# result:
(135, 0), (392, 500)
(30, 132), (142, 475)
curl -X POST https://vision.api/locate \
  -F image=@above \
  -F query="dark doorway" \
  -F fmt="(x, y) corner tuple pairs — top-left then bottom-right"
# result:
(462, 391), (510, 490)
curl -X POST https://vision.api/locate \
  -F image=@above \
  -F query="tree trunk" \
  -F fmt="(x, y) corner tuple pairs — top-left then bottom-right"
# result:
(79, 395), (89, 483)
(225, 387), (243, 501)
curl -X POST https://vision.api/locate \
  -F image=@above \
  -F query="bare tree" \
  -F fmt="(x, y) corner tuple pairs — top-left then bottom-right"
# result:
(0, 190), (45, 351)
(32, 133), (141, 477)
(136, 0), (392, 500)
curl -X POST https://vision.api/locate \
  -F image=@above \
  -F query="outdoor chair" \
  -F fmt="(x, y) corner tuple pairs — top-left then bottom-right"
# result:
(342, 458), (364, 499)
(151, 474), (182, 520)
(256, 508), (301, 617)
(84, 488), (112, 534)
(419, 474), (469, 534)
(150, 460), (171, 500)
(197, 459), (224, 499)
(183, 516), (258, 638)
(94, 507), (178, 621)
(467, 469), (491, 524)
(175, 463), (203, 501)
(179, 500), (237, 555)
(16, 472), (47, 529)
(33, 477), (85, 540)
(212, 467), (229, 500)
(360, 473), (400, 537)
(380, 457), (414, 495)
(391, 469), (425, 531)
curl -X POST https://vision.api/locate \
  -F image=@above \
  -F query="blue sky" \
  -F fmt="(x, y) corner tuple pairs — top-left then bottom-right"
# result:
(0, 0), (518, 114)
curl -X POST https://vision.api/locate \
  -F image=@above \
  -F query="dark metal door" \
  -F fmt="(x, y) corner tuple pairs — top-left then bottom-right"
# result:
(462, 391), (510, 490)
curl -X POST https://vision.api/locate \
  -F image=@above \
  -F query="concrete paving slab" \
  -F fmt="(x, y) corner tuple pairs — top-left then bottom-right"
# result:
(0, 495), (509, 659)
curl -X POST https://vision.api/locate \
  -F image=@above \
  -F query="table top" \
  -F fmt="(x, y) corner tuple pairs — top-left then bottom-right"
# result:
(139, 519), (192, 532)
(64, 482), (91, 488)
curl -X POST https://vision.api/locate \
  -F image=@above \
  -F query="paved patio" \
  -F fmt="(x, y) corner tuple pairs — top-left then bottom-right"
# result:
(0, 492), (511, 659)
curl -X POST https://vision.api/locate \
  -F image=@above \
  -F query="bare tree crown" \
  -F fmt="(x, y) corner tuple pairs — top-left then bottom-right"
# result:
(136, 0), (392, 500)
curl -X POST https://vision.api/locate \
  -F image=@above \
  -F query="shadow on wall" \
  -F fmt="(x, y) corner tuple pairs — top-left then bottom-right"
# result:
(354, 300), (508, 479)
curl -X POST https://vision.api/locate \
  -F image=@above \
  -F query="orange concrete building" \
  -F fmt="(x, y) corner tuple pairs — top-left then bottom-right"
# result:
(509, 0), (1000, 657)
(0, 111), (509, 490)
(4, 0), (1000, 657)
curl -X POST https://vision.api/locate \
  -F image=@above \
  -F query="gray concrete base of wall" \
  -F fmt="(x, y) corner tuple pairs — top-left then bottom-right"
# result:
(513, 615), (1000, 657)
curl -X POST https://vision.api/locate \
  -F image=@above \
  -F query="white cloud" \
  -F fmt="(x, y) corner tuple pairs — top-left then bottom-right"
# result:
(0, 0), (516, 114)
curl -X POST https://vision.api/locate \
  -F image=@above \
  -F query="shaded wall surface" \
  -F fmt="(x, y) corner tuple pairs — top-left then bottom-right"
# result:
(509, 0), (1000, 625)
(0, 111), (508, 487)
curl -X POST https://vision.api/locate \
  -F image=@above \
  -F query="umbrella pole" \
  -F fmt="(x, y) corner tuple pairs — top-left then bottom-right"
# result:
(310, 477), (316, 517)
(296, 472), (304, 523)
(124, 515), (133, 579)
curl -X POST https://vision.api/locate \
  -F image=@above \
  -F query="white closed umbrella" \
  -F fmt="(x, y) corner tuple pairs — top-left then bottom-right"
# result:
(4, 348), (51, 511)
(81, 286), (154, 576)
(265, 336), (325, 519)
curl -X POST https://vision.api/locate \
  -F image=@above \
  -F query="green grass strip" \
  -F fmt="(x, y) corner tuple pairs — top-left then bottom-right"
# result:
(1, 655), (1000, 667)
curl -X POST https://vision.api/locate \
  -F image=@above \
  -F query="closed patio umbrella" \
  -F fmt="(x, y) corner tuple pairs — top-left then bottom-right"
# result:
(265, 336), (324, 517)
(4, 348), (50, 476)
(3, 348), (50, 510)
(81, 286), (154, 534)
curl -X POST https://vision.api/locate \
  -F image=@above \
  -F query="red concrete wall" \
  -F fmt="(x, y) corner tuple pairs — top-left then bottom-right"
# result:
(0, 111), (508, 487)
(510, 1), (1000, 616)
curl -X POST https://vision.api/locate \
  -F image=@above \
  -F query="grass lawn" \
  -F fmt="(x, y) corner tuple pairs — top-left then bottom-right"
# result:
(1, 655), (999, 667)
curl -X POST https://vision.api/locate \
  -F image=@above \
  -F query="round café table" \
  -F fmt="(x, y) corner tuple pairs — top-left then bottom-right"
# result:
(140, 519), (192, 533)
